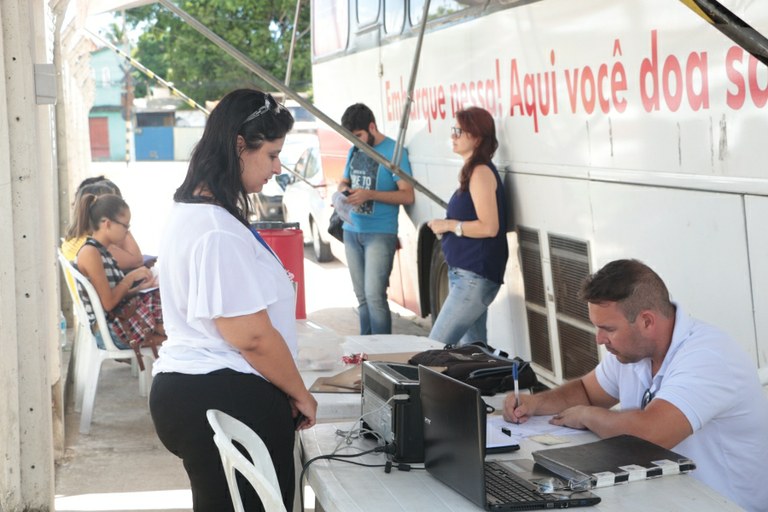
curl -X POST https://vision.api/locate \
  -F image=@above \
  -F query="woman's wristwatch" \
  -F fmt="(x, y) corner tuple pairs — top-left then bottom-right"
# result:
(454, 221), (463, 237)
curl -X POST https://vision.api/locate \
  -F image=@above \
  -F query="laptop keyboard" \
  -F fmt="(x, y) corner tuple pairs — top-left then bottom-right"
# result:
(485, 462), (558, 503)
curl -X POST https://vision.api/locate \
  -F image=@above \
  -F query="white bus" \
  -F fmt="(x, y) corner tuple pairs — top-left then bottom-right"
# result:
(310, 0), (768, 386)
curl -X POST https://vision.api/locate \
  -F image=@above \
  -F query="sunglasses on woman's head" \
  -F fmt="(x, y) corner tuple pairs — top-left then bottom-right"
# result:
(241, 94), (287, 125)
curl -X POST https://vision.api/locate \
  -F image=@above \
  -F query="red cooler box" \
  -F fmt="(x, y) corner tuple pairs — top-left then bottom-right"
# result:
(252, 222), (306, 320)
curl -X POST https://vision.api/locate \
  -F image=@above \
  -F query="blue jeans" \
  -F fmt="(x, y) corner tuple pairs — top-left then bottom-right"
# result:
(344, 231), (398, 335)
(429, 267), (501, 345)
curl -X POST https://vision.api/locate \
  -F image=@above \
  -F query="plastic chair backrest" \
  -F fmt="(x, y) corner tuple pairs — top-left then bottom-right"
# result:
(206, 409), (287, 512)
(57, 249), (125, 353)
(57, 249), (90, 333)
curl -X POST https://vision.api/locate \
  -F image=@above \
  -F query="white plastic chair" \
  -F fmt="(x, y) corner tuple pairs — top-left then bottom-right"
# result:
(58, 248), (94, 401)
(206, 409), (287, 512)
(57, 249), (155, 434)
(759, 367), (768, 398)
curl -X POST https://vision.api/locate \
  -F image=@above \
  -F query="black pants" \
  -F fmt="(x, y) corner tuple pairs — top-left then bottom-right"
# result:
(149, 370), (295, 512)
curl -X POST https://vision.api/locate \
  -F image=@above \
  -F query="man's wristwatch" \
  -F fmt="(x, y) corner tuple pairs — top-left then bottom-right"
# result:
(454, 221), (463, 237)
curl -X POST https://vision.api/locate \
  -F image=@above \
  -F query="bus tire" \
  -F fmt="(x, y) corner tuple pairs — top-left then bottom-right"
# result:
(429, 242), (449, 322)
(311, 218), (333, 262)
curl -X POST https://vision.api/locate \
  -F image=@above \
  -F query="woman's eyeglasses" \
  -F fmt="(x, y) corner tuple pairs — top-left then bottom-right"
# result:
(450, 126), (463, 138)
(241, 93), (287, 125)
(641, 388), (655, 409)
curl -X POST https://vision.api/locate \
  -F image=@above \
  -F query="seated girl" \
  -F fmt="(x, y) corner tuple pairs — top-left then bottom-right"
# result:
(62, 179), (145, 270)
(74, 193), (165, 365)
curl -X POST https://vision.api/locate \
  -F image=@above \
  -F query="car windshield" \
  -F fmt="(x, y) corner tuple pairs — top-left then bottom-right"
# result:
(289, 106), (315, 122)
(281, 133), (319, 169)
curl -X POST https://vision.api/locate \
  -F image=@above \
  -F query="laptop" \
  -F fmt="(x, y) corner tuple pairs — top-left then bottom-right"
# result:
(418, 365), (601, 510)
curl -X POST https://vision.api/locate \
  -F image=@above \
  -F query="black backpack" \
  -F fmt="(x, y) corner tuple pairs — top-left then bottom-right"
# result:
(408, 342), (538, 396)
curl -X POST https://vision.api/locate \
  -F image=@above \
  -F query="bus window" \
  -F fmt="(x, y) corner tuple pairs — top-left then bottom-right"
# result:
(357, 0), (380, 25)
(312, 0), (349, 58)
(384, 0), (405, 35)
(409, 0), (471, 24)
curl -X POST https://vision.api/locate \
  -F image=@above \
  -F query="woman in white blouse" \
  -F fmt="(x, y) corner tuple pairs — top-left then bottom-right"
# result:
(150, 89), (317, 512)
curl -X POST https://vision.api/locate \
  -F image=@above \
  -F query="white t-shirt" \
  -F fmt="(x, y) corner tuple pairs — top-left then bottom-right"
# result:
(153, 203), (297, 377)
(595, 305), (768, 512)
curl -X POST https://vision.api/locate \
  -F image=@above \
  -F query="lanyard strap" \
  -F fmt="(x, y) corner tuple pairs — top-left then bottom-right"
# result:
(248, 226), (279, 260)
(248, 226), (298, 295)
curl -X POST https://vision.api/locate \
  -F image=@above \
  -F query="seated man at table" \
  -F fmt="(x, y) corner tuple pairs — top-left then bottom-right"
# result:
(503, 259), (768, 512)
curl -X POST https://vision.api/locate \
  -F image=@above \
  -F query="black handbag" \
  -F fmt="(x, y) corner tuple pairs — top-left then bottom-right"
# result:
(327, 209), (344, 242)
(408, 342), (538, 396)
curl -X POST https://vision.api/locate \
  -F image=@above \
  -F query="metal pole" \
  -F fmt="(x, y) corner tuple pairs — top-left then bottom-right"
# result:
(285, 0), (302, 86)
(392, 0), (431, 173)
(679, 0), (768, 66)
(122, 10), (133, 164)
(155, 0), (447, 209)
(280, 162), (317, 187)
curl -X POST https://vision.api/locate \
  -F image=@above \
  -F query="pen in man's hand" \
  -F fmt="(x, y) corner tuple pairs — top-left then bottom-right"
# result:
(512, 361), (520, 424)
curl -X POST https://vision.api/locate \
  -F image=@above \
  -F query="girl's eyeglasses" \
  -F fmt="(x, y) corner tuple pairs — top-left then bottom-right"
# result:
(450, 126), (464, 138)
(110, 219), (130, 230)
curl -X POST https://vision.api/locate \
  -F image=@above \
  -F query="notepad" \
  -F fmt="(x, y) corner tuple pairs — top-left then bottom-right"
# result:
(532, 434), (696, 488)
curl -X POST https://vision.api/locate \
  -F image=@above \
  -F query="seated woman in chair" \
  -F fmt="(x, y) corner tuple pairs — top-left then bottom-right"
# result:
(74, 193), (165, 359)
(62, 178), (145, 271)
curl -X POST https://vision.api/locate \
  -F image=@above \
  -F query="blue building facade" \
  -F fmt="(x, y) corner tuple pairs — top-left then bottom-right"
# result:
(88, 46), (204, 161)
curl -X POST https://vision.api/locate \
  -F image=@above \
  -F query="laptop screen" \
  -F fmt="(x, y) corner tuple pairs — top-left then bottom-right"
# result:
(418, 365), (602, 511)
(419, 365), (488, 508)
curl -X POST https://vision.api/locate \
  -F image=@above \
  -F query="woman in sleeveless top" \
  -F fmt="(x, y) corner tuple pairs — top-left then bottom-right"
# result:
(427, 107), (509, 345)
(74, 193), (164, 352)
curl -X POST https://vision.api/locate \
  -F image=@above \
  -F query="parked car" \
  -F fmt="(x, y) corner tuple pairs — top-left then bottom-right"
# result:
(250, 178), (285, 221)
(282, 146), (336, 262)
(284, 100), (318, 134)
(248, 133), (319, 222)
(280, 132), (319, 169)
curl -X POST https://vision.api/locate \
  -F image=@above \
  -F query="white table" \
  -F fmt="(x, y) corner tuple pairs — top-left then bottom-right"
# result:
(291, 330), (446, 512)
(300, 422), (741, 512)
(295, 326), (445, 421)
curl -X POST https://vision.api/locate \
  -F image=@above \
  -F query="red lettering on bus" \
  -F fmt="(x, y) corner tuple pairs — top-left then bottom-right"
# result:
(640, 30), (661, 111)
(565, 67), (579, 113)
(641, 30), (709, 112)
(686, 52), (709, 111)
(612, 62), (628, 113)
(728, 46), (768, 109)
(663, 56), (683, 112)
(748, 56), (768, 108)
(726, 46), (747, 109)
(509, 57), (558, 132)
(580, 66), (596, 114)
(438, 86), (447, 119)
(597, 64), (610, 113)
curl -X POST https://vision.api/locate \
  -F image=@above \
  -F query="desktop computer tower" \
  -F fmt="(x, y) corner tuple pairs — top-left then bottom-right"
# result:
(360, 360), (424, 463)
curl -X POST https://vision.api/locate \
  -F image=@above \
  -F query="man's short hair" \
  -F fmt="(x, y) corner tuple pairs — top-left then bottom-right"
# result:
(341, 103), (376, 132)
(580, 259), (674, 321)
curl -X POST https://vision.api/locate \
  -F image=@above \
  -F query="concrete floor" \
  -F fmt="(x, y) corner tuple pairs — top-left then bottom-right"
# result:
(54, 246), (431, 512)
